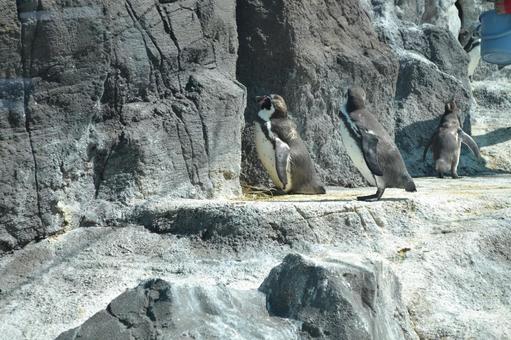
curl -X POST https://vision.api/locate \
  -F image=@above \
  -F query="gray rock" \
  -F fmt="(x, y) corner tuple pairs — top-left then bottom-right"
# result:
(259, 253), (417, 340)
(0, 0), (245, 252)
(133, 197), (383, 252)
(57, 278), (301, 340)
(0, 0), (43, 251)
(1, 177), (511, 339)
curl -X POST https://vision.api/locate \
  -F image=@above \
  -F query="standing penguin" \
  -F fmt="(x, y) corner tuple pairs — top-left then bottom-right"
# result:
(463, 24), (482, 81)
(459, 23), (485, 81)
(339, 87), (416, 201)
(255, 94), (325, 194)
(423, 100), (481, 178)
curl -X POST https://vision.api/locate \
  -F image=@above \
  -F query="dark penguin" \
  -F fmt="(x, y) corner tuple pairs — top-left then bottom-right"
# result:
(423, 100), (481, 178)
(255, 94), (325, 194)
(339, 87), (416, 201)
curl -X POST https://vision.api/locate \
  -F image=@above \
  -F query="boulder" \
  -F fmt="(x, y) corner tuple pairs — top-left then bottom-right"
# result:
(57, 278), (300, 339)
(259, 253), (417, 339)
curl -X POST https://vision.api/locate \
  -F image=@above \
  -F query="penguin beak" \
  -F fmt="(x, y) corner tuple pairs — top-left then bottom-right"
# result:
(256, 95), (271, 107)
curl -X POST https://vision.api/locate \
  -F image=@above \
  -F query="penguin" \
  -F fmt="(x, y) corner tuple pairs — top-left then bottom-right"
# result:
(254, 94), (325, 194)
(460, 23), (481, 81)
(423, 100), (481, 178)
(339, 87), (416, 201)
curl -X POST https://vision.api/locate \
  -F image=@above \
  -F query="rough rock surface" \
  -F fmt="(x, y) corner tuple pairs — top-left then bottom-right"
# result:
(56, 278), (299, 339)
(1, 0), (511, 339)
(1, 177), (510, 339)
(56, 254), (416, 340)
(469, 64), (511, 174)
(0, 0), (246, 252)
(260, 253), (416, 340)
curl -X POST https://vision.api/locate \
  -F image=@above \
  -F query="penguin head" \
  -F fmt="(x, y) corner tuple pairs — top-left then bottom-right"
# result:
(445, 99), (458, 113)
(462, 23), (481, 52)
(442, 99), (462, 125)
(346, 87), (366, 112)
(256, 94), (288, 121)
(458, 28), (471, 48)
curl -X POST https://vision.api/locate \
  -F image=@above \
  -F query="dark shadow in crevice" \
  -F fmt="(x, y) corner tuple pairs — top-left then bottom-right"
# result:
(235, 0), (295, 187)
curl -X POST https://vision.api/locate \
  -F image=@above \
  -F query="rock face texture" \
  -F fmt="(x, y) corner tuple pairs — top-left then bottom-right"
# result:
(260, 254), (416, 340)
(1, 177), (510, 339)
(470, 65), (511, 174)
(56, 278), (299, 339)
(56, 255), (416, 340)
(1, 0), (245, 251)
(1, 0), (511, 338)
(0, 2), (43, 253)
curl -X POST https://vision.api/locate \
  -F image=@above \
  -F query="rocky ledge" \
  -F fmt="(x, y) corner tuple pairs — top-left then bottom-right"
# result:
(0, 176), (510, 339)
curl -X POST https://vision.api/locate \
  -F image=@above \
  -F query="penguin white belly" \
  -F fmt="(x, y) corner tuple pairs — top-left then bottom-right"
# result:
(339, 122), (376, 186)
(255, 124), (284, 189)
(468, 46), (481, 78)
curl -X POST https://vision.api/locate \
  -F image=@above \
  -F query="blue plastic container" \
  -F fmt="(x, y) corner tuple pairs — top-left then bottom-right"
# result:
(480, 10), (511, 65)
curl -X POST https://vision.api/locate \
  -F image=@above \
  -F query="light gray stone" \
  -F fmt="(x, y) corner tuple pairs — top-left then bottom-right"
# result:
(1, 177), (510, 339)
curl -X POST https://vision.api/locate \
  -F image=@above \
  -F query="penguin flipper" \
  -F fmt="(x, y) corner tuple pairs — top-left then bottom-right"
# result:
(459, 130), (481, 158)
(423, 133), (435, 162)
(274, 137), (290, 189)
(361, 132), (384, 176)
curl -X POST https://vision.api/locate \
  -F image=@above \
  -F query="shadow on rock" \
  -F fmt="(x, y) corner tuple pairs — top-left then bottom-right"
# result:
(395, 117), (508, 176)
(475, 127), (511, 148)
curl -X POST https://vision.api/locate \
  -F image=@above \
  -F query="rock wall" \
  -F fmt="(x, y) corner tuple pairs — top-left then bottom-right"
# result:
(56, 255), (418, 339)
(2, 177), (510, 339)
(1, 0), (509, 253)
(0, 0), (246, 251)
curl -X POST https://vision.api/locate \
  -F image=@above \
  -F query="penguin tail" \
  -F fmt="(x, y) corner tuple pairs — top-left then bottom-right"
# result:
(405, 180), (417, 192)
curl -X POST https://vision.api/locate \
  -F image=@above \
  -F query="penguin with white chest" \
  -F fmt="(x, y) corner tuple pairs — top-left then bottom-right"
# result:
(463, 24), (482, 81)
(339, 87), (416, 201)
(254, 94), (325, 194)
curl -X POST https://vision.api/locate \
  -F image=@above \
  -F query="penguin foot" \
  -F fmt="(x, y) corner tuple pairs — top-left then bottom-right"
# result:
(269, 187), (287, 196)
(357, 188), (385, 202)
(451, 174), (461, 179)
(357, 195), (380, 202)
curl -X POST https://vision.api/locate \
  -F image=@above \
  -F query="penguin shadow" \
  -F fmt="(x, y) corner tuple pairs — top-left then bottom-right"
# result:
(474, 127), (511, 148)
(395, 117), (511, 176)
(241, 185), (353, 202)
(242, 185), (411, 203)
(361, 197), (411, 202)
